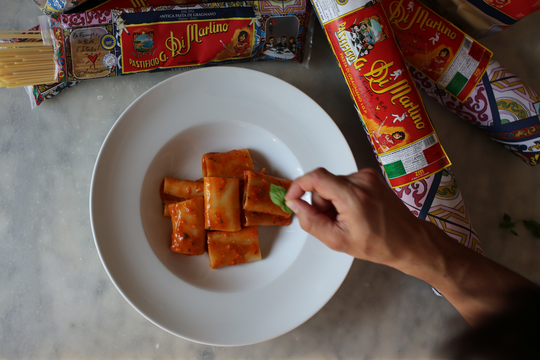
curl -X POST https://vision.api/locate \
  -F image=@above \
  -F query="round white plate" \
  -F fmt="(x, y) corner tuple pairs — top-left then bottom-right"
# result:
(90, 67), (356, 346)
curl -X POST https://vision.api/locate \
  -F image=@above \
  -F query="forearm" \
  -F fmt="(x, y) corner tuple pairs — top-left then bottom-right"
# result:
(395, 221), (537, 327)
(285, 167), (538, 327)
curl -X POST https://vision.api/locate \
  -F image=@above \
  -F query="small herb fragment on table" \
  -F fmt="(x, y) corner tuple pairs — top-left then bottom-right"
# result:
(500, 214), (540, 239)
(523, 220), (540, 239)
(500, 213), (519, 236)
(269, 184), (292, 214)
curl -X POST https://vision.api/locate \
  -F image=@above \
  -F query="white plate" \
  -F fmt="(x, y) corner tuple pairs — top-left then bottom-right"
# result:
(90, 67), (356, 346)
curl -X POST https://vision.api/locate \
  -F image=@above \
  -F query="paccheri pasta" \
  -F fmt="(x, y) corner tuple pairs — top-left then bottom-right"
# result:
(243, 170), (293, 218)
(161, 148), (292, 269)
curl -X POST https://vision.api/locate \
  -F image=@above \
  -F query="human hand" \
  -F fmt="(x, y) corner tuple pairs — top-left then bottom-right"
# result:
(284, 167), (430, 269)
(286, 168), (540, 328)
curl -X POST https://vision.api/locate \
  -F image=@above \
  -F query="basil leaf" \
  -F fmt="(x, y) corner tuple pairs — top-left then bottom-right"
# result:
(269, 183), (292, 214)
(500, 213), (517, 229)
(523, 220), (540, 239)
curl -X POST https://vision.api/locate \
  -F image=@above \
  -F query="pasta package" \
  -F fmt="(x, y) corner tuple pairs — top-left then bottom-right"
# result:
(410, 60), (540, 166)
(33, 0), (92, 14)
(426, 0), (540, 38)
(382, 0), (540, 166)
(387, 165), (483, 296)
(359, 116), (484, 276)
(311, 0), (482, 260)
(382, 0), (492, 102)
(11, 1), (313, 106)
(312, 0), (451, 188)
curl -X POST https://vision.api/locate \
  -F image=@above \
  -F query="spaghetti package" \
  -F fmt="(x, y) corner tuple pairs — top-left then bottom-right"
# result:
(311, 0), (482, 255)
(21, 1), (313, 106)
(426, 0), (540, 38)
(384, 0), (540, 166)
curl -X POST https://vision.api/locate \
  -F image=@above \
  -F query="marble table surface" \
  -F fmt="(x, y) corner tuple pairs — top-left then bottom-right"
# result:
(1, 1), (539, 359)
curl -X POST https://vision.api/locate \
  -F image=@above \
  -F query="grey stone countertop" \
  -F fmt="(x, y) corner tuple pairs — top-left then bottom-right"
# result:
(1, 1), (539, 359)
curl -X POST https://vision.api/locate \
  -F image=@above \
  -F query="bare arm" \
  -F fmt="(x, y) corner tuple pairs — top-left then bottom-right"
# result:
(285, 167), (537, 327)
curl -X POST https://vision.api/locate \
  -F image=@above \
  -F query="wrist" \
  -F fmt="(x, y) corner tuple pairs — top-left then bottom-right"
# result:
(389, 220), (454, 285)
(384, 218), (539, 327)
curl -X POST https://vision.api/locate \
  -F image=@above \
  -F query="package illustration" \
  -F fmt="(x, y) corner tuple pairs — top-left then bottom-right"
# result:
(380, 0), (540, 166)
(410, 60), (540, 166)
(391, 164), (483, 254)
(311, 0), (482, 256)
(429, 0), (540, 38)
(18, 1), (312, 106)
(382, 0), (492, 102)
(33, 0), (92, 13)
(359, 119), (484, 263)
(313, 0), (451, 188)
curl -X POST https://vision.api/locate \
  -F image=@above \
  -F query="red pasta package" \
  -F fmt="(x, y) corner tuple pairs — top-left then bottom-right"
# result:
(310, 0), (483, 276)
(383, 0), (540, 166)
(3, 1), (314, 107)
(425, 0), (540, 38)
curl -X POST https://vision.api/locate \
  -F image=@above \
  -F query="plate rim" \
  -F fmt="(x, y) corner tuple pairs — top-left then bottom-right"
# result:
(89, 66), (357, 346)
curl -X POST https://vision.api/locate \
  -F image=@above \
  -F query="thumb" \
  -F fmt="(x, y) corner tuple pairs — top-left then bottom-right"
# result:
(286, 199), (337, 242)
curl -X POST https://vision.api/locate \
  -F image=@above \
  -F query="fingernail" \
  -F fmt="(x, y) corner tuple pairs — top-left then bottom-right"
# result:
(285, 199), (298, 213)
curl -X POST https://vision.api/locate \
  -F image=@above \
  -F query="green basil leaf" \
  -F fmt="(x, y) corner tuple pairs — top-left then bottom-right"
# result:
(523, 220), (540, 239)
(500, 213), (517, 229)
(269, 183), (292, 214)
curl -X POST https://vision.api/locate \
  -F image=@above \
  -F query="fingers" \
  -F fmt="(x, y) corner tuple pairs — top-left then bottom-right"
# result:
(285, 168), (353, 205)
(344, 167), (384, 188)
(285, 197), (341, 242)
(284, 167), (428, 266)
(284, 168), (378, 247)
(311, 192), (335, 215)
(285, 168), (383, 216)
